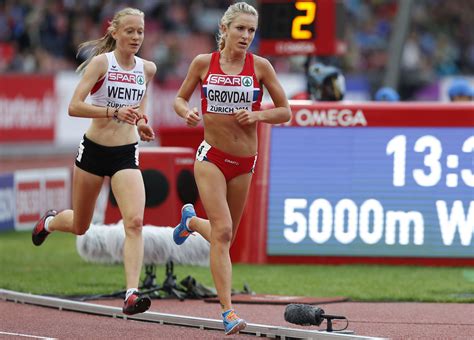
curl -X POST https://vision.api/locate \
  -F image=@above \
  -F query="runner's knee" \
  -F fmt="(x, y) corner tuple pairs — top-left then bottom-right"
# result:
(212, 225), (233, 244)
(124, 215), (143, 236)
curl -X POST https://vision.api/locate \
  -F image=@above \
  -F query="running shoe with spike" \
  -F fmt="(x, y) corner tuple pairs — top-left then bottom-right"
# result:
(32, 209), (57, 246)
(223, 309), (247, 335)
(122, 291), (151, 315)
(173, 203), (196, 245)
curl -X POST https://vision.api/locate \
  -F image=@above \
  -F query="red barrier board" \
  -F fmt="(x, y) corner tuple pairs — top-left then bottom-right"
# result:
(0, 75), (56, 142)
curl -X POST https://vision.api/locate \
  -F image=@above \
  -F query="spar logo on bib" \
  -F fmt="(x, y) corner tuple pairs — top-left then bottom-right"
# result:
(208, 74), (241, 86)
(242, 76), (253, 87)
(207, 74), (254, 88)
(108, 72), (144, 85)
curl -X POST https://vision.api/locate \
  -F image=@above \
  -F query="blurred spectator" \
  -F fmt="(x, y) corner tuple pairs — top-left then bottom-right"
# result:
(307, 63), (345, 101)
(342, 0), (473, 99)
(447, 78), (473, 102)
(374, 86), (400, 101)
(291, 63), (345, 101)
(0, 0), (472, 99)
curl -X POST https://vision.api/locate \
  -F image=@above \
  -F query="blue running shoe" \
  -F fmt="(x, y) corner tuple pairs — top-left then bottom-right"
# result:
(173, 203), (196, 245)
(223, 309), (246, 335)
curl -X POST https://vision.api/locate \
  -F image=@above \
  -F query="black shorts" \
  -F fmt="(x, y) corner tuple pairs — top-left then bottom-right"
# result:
(75, 135), (139, 177)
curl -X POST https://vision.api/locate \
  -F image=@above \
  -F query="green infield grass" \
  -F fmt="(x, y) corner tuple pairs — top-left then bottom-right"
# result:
(1, 231), (473, 302)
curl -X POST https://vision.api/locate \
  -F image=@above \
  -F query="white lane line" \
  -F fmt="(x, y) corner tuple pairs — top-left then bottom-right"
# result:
(0, 331), (56, 339)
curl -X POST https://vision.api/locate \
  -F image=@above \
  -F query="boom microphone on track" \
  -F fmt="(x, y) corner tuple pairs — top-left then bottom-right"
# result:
(284, 304), (348, 332)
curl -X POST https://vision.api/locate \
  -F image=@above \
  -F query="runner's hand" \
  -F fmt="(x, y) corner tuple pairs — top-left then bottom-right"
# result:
(184, 107), (201, 127)
(114, 105), (141, 125)
(138, 124), (155, 142)
(235, 109), (257, 125)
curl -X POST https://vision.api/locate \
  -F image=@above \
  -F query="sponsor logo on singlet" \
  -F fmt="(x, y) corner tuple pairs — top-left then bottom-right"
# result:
(224, 159), (240, 166)
(205, 74), (255, 114)
(108, 72), (144, 85)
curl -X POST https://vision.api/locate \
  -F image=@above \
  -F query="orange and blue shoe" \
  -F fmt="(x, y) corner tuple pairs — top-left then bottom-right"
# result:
(122, 290), (151, 315)
(222, 309), (247, 335)
(173, 203), (196, 245)
(32, 209), (57, 246)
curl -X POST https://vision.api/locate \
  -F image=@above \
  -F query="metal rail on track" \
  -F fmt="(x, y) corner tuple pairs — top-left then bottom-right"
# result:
(0, 289), (386, 340)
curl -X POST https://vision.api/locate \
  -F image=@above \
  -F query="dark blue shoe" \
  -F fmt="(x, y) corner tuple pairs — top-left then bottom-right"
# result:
(173, 204), (196, 245)
(223, 309), (246, 335)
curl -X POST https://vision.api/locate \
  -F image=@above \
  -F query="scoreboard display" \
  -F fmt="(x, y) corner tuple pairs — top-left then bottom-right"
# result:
(266, 103), (474, 259)
(258, 0), (346, 56)
(259, 1), (316, 40)
(228, 102), (474, 265)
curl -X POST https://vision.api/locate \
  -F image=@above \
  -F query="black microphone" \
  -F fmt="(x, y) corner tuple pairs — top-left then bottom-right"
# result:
(284, 304), (348, 331)
(284, 304), (325, 326)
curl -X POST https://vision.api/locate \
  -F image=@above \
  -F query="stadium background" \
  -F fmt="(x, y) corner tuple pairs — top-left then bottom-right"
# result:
(0, 1), (473, 339)
(0, 1), (473, 260)
(1, 0), (473, 96)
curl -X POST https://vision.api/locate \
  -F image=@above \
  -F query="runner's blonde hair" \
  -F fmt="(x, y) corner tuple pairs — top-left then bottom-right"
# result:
(217, 2), (258, 51)
(76, 7), (144, 73)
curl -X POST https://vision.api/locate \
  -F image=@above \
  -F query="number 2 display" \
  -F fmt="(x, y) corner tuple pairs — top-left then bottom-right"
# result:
(258, 0), (345, 56)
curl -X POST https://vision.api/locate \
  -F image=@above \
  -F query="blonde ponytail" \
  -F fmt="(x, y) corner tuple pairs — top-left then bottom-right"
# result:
(76, 7), (144, 73)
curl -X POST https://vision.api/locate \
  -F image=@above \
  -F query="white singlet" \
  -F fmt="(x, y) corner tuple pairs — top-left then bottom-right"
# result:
(89, 52), (147, 109)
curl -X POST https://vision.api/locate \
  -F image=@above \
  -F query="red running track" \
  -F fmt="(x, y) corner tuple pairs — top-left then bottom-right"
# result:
(2, 156), (473, 339)
(1, 296), (473, 339)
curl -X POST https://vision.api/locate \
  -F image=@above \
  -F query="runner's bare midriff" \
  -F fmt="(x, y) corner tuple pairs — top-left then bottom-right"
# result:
(203, 114), (257, 156)
(85, 118), (138, 146)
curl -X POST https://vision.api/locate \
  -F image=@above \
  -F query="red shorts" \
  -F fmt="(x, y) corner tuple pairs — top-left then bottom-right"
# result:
(196, 140), (257, 182)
